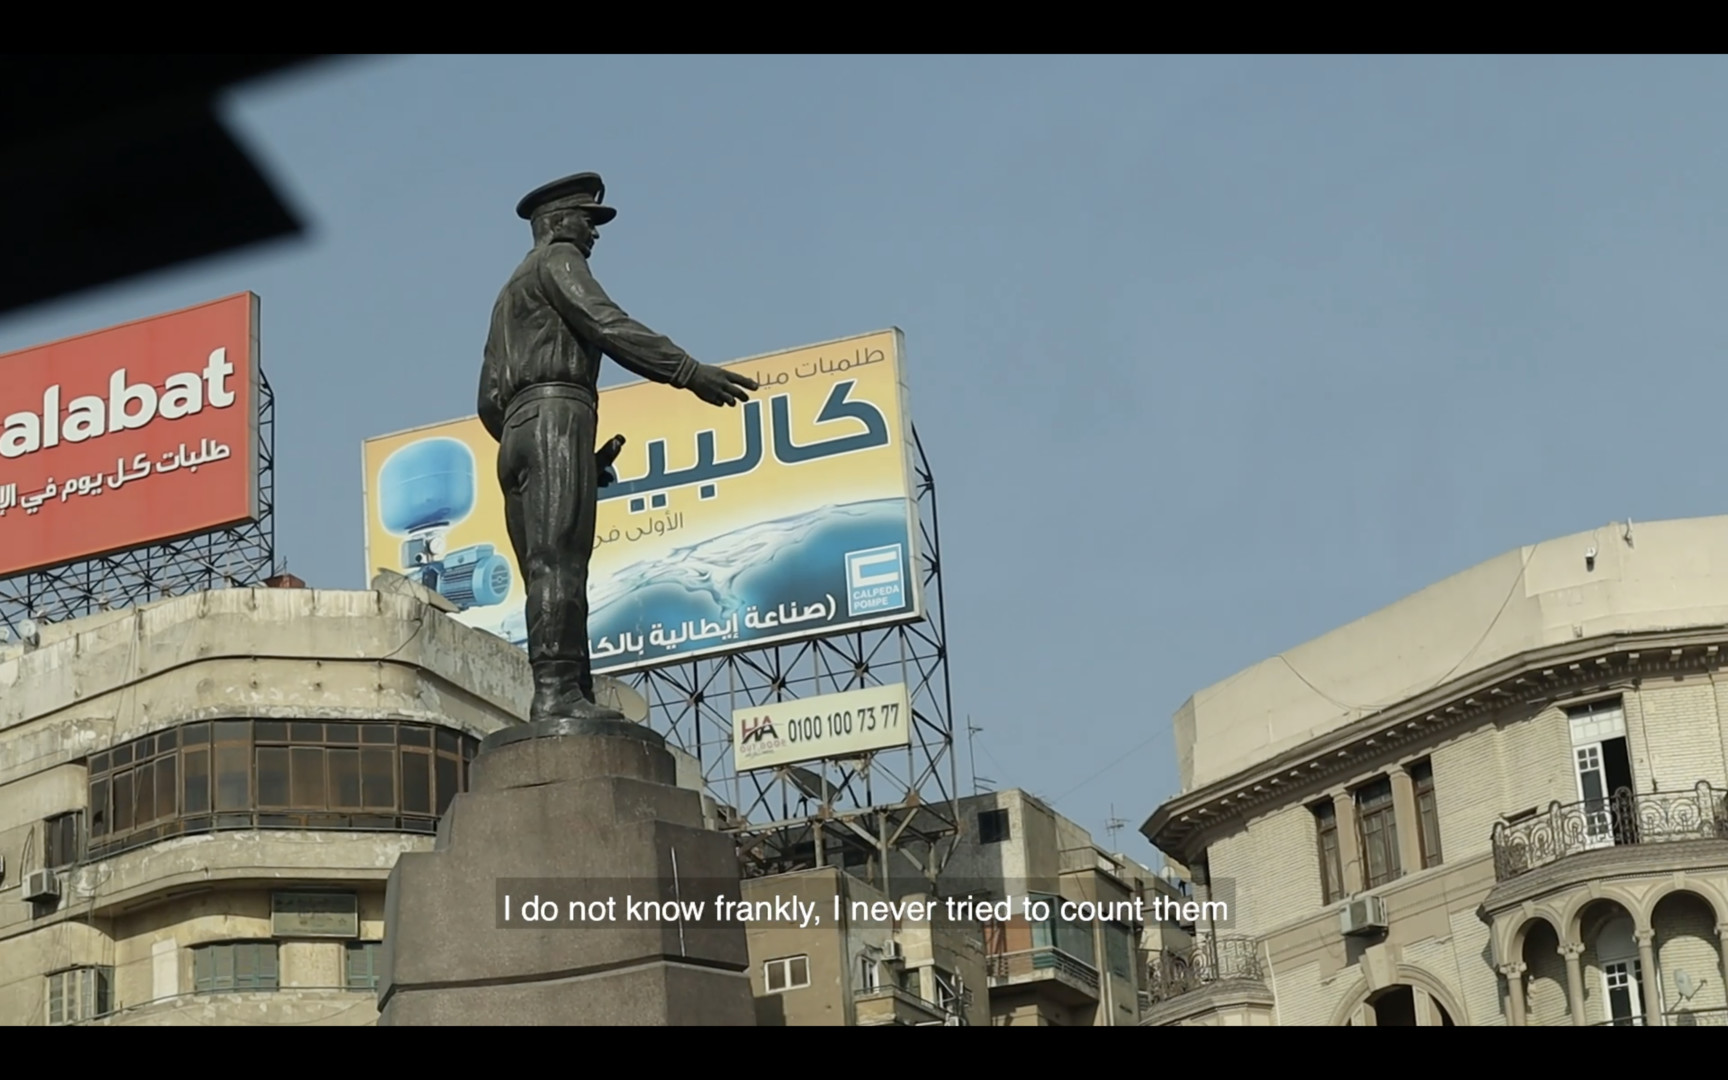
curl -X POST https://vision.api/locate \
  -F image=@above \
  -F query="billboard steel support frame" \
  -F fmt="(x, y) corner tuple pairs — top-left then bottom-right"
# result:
(0, 371), (278, 634)
(621, 424), (961, 888)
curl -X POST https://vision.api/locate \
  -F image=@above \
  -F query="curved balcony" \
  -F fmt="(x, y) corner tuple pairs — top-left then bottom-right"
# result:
(1144, 936), (1264, 1005)
(1491, 782), (1728, 882)
(1140, 935), (1271, 1026)
(985, 947), (1100, 1006)
(1591, 1007), (1728, 1027)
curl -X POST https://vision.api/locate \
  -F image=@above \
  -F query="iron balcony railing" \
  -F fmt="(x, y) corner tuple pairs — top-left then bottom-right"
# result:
(1143, 935), (1264, 1004)
(985, 947), (1100, 992)
(1491, 781), (1728, 881)
(1590, 1007), (1728, 1027)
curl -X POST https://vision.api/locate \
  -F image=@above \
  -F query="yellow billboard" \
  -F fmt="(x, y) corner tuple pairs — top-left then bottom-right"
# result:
(361, 329), (923, 675)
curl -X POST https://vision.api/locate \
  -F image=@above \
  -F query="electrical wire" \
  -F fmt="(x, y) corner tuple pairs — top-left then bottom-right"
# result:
(1274, 540), (1541, 716)
(1041, 542), (1542, 824)
(1048, 732), (1163, 807)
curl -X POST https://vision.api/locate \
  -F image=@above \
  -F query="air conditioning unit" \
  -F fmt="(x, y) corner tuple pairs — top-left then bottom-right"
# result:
(1339, 894), (1389, 937)
(880, 940), (903, 962)
(23, 868), (60, 903)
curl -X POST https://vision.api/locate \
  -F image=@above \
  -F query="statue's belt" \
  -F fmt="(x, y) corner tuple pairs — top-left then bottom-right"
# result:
(504, 383), (598, 423)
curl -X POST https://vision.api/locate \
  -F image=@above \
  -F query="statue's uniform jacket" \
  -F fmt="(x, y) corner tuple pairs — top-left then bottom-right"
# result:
(478, 240), (694, 441)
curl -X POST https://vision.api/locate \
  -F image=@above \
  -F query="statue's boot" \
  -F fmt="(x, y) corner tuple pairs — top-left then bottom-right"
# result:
(530, 660), (626, 724)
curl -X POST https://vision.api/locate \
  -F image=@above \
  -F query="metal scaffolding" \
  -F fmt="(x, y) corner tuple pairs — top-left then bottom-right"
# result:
(620, 424), (961, 888)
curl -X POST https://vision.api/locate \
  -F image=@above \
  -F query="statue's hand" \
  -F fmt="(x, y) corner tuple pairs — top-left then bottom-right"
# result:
(687, 364), (757, 407)
(596, 433), (625, 487)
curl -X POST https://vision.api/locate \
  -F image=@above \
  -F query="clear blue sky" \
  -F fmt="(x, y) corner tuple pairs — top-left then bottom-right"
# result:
(6, 55), (1728, 868)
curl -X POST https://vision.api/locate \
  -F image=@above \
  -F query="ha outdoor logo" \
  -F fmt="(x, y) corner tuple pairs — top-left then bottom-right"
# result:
(738, 715), (783, 758)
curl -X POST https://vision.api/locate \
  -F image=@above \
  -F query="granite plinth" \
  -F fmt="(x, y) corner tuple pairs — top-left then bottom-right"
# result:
(377, 722), (756, 1026)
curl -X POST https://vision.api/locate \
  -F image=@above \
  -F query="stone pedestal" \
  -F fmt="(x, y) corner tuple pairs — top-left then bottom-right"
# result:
(377, 719), (757, 1025)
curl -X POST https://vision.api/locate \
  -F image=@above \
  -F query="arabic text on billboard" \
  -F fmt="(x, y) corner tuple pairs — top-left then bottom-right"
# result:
(361, 329), (922, 674)
(0, 294), (261, 579)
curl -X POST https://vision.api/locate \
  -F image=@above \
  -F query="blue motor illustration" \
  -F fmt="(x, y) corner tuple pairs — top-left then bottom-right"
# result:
(378, 438), (512, 611)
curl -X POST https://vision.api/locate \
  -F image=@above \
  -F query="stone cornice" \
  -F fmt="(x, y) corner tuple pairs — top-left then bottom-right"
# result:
(1143, 626), (1728, 863)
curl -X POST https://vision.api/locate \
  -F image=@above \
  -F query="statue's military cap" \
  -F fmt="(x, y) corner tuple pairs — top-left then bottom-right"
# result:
(516, 171), (615, 224)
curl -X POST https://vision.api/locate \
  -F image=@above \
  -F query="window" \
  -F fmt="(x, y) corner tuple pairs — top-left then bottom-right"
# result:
(1410, 760), (1443, 868)
(1313, 801), (1345, 904)
(346, 942), (384, 991)
(45, 966), (111, 1025)
(192, 942), (279, 993)
(1566, 700), (1636, 849)
(1603, 960), (1645, 1025)
(1355, 779), (1401, 889)
(763, 954), (810, 993)
(1026, 893), (1098, 967)
(86, 721), (480, 858)
(858, 951), (881, 991)
(44, 811), (82, 869)
(978, 808), (1010, 844)
(1104, 922), (1133, 978)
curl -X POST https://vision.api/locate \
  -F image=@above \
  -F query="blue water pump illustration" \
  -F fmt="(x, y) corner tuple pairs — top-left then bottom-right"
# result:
(378, 438), (512, 611)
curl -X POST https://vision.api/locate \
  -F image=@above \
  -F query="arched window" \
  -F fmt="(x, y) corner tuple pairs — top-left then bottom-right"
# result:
(1594, 915), (1646, 1025)
(1361, 984), (1455, 1026)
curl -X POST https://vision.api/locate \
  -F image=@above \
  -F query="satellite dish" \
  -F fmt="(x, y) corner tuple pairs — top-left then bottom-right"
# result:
(593, 675), (649, 723)
(1676, 969), (1698, 1001)
(18, 619), (40, 648)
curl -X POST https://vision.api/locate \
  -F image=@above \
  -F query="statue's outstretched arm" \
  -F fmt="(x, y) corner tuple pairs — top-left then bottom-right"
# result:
(539, 245), (698, 389)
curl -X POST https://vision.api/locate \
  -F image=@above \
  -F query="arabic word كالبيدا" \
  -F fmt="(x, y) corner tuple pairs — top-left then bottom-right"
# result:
(598, 379), (890, 504)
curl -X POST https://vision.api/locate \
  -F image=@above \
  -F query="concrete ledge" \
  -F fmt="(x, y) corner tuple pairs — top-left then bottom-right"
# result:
(380, 959), (756, 1025)
(480, 716), (646, 754)
(472, 722), (672, 791)
(2, 830), (430, 936)
(93, 988), (380, 1027)
(0, 589), (534, 740)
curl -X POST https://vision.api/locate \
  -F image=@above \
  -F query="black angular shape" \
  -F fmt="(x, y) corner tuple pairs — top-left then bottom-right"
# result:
(0, 55), (338, 319)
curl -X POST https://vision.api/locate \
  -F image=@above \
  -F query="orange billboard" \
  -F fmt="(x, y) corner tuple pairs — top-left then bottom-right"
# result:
(0, 293), (261, 578)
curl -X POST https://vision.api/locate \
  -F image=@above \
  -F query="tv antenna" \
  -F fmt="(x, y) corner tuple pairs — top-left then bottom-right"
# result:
(1106, 804), (1129, 849)
(967, 717), (994, 795)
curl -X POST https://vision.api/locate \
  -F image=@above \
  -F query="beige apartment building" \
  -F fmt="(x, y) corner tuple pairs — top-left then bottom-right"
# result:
(740, 866), (989, 1026)
(1141, 515), (1728, 1027)
(948, 790), (1163, 1026)
(740, 789), (1176, 1025)
(0, 580), (719, 1026)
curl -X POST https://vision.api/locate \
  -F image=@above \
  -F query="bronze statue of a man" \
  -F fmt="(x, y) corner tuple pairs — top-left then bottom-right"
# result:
(478, 172), (757, 723)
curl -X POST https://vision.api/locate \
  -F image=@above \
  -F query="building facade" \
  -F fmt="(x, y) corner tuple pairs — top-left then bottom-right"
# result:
(4, 584), (541, 1025)
(946, 790), (1155, 1026)
(741, 866), (989, 1026)
(1141, 516), (1728, 1026)
(739, 789), (1167, 1026)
